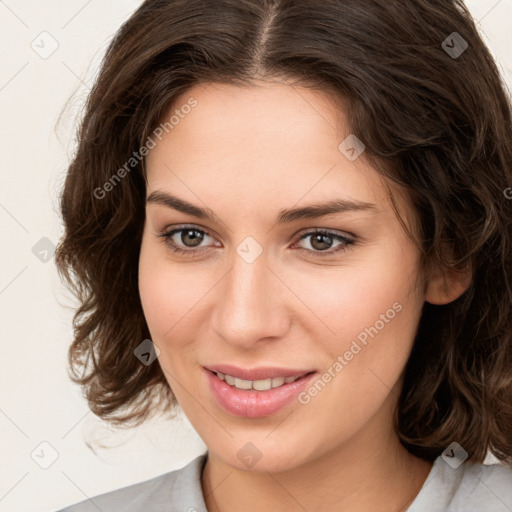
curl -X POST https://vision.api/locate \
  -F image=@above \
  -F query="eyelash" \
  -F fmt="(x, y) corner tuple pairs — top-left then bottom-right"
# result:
(157, 224), (355, 259)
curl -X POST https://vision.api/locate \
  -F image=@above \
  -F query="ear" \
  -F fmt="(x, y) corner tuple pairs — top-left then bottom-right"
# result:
(425, 262), (472, 305)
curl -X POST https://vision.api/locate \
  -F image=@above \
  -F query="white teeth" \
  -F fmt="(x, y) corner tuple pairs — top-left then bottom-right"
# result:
(234, 378), (253, 390)
(271, 376), (285, 387)
(215, 372), (301, 390)
(253, 378), (272, 391)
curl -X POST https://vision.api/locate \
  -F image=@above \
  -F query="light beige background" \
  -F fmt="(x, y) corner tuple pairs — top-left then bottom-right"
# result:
(0, 1), (511, 511)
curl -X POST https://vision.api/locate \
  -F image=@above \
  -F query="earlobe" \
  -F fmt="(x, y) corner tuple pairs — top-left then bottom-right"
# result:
(425, 264), (472, 305)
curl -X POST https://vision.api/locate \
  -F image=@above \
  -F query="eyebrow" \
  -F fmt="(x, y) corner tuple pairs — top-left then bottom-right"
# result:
(146, 190), (379, 224)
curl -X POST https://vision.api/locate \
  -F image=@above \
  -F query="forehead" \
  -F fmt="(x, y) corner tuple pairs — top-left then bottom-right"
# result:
(144, 80), (409, 224)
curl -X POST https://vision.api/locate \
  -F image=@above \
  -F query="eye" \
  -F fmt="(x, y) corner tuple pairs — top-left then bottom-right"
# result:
(157, 225), (355, 259)
(158, 225), (217, 257)
(293, 229), (355, 258)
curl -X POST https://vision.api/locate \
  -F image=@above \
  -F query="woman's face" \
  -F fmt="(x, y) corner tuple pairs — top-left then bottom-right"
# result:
(139, 80), (428, 472)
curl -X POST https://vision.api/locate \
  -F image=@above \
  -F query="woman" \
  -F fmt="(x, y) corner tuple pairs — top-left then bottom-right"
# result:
(54, 0), (512, 510)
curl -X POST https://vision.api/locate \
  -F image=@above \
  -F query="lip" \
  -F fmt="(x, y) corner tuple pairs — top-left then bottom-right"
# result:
(204, 367), (317, 418)
(204, 364), (315, 381)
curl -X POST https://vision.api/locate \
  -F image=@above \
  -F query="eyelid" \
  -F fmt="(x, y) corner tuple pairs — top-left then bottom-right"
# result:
(159, 223), (354, 241)
(295, 226), (355, 240)
(159, 223), (216, 242)
(158, 223), (356, 257)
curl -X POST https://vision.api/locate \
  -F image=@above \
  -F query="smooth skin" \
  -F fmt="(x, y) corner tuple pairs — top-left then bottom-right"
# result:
(138, 79), (470, 512)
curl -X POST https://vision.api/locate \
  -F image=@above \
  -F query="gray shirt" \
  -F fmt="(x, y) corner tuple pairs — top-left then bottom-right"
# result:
(54, 452), (512, 512)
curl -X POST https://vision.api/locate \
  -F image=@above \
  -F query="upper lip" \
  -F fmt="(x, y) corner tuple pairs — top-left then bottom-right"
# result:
(204, 364), (316, 381)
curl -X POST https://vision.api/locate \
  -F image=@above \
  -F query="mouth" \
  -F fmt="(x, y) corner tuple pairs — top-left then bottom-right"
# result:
(203, 366), (318, 418)
(209, 370), (314, 391)
(204, 363), (316, 381)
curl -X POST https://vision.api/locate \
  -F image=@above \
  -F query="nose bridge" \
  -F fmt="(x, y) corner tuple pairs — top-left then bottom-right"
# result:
(211, 244), (288, 346)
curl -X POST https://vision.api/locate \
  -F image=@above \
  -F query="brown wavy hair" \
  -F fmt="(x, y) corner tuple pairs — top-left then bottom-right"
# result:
(54, 0), (512, 466)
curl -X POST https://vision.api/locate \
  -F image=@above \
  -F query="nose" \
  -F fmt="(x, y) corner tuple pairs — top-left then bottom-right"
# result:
(209, 246), (291, 349)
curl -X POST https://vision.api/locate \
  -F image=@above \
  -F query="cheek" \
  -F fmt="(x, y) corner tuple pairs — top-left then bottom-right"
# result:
(300, 254), (422, 405)
(138, 237), (185, 338)
(289, 282), (422, 440)
(289, 252), (423, 404)
(138, 240), (200, 393)
(288, 253), (421, 346)
(138, 235), (214, 355)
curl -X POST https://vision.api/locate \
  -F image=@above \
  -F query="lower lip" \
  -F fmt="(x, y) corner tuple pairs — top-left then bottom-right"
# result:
(204, 369), (316, 418)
